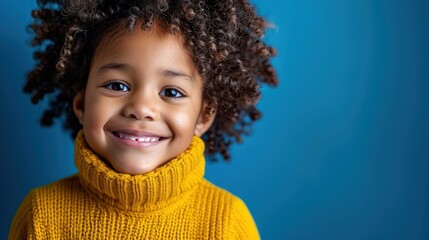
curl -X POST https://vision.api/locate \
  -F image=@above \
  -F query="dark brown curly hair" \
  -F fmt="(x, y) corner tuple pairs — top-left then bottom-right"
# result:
(25, 0), (278, 161)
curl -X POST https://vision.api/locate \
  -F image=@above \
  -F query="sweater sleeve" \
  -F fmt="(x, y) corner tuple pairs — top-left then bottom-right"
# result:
(9, 191), (35, 240)
(230, 198), (260, 240)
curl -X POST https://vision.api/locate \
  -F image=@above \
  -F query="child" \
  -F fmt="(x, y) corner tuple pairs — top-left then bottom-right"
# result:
(10, 0), (278, 239)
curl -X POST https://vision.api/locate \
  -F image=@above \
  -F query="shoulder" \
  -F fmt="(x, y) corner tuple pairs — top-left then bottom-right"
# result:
(198, 179), (236, 198)
(193, 179), (260, 239)
(24, 174), (87, 214)
(9, 175), (83, 239)
(30, 174), (82, 198)
(25, 174), (90, 220)
(196, 179), (251, 208)
(195, 178), (248, 209)
(195, 179), (245, 208)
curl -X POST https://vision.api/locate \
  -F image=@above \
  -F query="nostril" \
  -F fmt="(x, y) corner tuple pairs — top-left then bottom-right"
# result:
(122, 101), (158, 121)
(122, 109), (155, 121)
(144, 115), (154, 121)
(122, 105), (140, 119)
(128, 113), (139, 119)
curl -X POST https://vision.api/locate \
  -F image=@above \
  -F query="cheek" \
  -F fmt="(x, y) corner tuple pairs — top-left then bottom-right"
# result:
(82, 100), (117, 158)
(82, 96), (120, 134)
(83, 100), (104, 127)
(169, 109), (199, 135)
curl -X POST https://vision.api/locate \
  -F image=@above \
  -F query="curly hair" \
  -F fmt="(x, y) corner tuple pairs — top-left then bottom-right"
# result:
(25, 0), (278, 161)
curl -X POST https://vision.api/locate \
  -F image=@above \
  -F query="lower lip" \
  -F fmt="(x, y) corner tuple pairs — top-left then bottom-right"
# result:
(108, 131), (166, 148)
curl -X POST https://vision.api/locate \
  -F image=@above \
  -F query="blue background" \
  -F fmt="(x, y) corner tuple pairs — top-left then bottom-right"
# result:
(1, 1), (428, 239)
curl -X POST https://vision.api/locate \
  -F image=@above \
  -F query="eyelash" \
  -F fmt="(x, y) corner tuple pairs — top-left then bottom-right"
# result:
(102, 81), (186, 99)
(102, 81), (130, 92)
(159, 88), (185, 98)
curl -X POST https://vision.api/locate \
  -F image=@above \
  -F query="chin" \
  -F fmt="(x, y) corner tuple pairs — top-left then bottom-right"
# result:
(111, 163), (157, 175)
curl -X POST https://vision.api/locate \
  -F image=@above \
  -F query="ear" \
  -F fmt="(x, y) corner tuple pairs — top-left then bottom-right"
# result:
(73, 90), (85, 125)
(194, 103), (216, 137)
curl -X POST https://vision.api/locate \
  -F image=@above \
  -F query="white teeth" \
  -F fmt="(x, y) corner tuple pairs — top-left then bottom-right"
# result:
(117, 132), (160, 142)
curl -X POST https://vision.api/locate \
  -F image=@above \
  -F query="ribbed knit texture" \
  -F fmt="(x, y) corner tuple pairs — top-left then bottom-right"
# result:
(10, 131), (260, 239)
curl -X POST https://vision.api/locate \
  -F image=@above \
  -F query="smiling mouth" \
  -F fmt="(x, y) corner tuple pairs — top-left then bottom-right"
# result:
(112, 131), (163, 142)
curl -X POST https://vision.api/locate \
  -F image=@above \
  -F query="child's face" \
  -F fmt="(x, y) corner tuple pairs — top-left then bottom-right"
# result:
(73, 24), (214, 175)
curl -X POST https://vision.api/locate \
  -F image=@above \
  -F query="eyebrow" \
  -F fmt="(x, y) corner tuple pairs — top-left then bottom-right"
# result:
(98, 62), (132, 73)
(161, 69), (194, 82)
(97, 62), (194, 82)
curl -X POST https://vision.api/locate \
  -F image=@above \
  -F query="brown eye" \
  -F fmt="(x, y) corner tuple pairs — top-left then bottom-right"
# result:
(160, 88), (184, 98)
(103, 82), (130, 92)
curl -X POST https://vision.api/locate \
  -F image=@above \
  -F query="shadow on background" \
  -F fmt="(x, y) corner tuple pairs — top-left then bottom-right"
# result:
(1, 0), (429, 239)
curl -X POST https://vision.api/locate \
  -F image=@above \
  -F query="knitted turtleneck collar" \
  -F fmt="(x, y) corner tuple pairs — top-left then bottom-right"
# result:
(74, 130), (205, 213)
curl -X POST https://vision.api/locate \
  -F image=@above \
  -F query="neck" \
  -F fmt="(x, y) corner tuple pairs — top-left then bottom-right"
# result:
(74, 131), (206, 212)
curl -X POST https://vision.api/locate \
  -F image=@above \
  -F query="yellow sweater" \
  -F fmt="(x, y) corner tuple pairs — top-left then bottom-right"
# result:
(9, 132), (259, 239)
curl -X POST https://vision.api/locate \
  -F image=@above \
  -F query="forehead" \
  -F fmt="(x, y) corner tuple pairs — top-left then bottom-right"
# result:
(87, 20), (205, 89)
(94, 21), (185, 56)
(90, 21), (198, 74)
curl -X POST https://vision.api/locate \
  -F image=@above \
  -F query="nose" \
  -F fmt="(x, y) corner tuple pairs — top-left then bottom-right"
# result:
(122, 91), (159, 121)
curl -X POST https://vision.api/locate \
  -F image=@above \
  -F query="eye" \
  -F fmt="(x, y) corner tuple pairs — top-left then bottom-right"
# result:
(103, 81), (130, 92)
(159, 88), (185, 98)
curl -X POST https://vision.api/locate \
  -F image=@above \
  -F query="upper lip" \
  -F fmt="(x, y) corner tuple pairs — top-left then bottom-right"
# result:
(107, 128), (167, 138)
